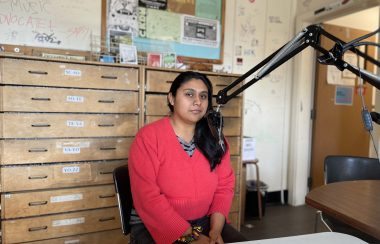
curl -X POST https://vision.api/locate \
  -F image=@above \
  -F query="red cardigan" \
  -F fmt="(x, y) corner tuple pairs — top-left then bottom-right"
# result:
(128, 117), (235, 243)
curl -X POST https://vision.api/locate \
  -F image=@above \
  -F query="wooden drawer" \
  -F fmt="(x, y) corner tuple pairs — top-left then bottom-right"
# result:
(1, 160), (127, 192)
(228, 212), (240, 230)
(145, 70), (239, 96)
(0, 58), (139, 90)
(0, 113), (138, 138)
(0, 138), (132, 165)
(212, 97), (242, 117)
(235, 173), (240, 194)
(207, 75), (240, 95)
(2, 185), (117, 219)
(145, 94), (169, 116)
(145, 115), (165, 125)
(145, 70), (180, 92)
(231, 156), (240, 175)
(224, 117), (242, 136)
(227, 137), (241, 156)
(26, 229), (129, 244)
(2, 207), (121, 243)
(230, 194), (240, 212)
(0, 86), (139, 113)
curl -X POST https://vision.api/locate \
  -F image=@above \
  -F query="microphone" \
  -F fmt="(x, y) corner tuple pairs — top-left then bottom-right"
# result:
(370, 111), (380, 125)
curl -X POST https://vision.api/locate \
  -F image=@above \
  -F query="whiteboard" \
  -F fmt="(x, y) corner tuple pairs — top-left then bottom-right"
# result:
(0, 0), (101, 51)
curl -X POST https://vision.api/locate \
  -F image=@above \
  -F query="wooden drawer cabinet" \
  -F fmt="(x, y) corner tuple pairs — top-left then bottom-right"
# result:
(0, 86), (139, 113)
(1, 160), (127, 192)
(0, 113), (138, 138)
(0, 138), (132, 165)
(0, 56), (138, 243)
(0, 58), (139, 91)
(27, 229), (129, 244)
(2, 184), (117, 219)
(2, 207), (121, 243)
(228, 212), (239, 230)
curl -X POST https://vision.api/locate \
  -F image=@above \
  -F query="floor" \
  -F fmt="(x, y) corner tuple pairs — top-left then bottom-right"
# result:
(239, 203), (329, 241)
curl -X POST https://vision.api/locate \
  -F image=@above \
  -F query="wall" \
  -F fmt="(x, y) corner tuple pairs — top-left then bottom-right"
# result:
(219, 0), (379, 205)
(218, 0), (296, 194)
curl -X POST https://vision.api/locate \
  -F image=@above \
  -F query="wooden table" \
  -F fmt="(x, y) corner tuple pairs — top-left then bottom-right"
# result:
(305, 180), (380, 240)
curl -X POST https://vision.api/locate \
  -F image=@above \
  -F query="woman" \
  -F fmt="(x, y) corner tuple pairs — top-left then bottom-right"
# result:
(128, 71), (246, 243)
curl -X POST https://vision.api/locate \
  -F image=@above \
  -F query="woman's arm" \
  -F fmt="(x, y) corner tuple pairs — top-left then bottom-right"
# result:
(129, 130), (190, 243)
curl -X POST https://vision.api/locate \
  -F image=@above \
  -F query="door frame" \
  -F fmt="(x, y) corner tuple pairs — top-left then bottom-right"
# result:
(288, 0), (380, 206)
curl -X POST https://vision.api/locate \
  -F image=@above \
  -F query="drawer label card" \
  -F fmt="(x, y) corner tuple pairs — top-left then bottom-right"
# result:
(52, 217), (85, 227)
(67, 95), (84, 103)
(64, 69), (82, 77)
(57, 141), (90, 148)
(64, 240), (80, 244)
(62, 166), (80, 174)
(66, 120), (84, 127)
(51, 193), (83, 203)
(63, 146), (81, 154)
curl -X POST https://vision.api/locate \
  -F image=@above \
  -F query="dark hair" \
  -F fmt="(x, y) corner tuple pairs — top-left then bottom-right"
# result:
(168, 71), (226, 170)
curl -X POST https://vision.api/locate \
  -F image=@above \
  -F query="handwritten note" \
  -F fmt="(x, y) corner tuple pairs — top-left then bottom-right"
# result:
(0, 0), (101, 51)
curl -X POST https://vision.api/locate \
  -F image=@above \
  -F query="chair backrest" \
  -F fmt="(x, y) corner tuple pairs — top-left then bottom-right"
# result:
(324, 155), (380, 184)
(113, 165), (133, 235)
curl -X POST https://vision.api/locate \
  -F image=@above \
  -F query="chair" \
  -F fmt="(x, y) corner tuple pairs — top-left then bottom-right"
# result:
(315, 155), (380, 242)
(113, 165), (133, 235)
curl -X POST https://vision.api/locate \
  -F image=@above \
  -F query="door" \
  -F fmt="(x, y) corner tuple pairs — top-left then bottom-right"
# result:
(310, 24), (376, 189)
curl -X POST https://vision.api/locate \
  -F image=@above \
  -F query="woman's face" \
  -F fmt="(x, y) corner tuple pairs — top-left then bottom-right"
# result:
(168, 78), (209, 125)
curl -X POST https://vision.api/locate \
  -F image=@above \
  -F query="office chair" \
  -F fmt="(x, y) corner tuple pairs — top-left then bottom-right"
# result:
(315, 155), (380, 242)
(113, 165), (133, 235)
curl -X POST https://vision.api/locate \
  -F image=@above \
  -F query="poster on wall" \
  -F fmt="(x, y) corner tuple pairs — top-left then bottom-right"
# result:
(108, 0), (139, 37)
(139, 0), (167, 10)
(181, 15), (220, 48)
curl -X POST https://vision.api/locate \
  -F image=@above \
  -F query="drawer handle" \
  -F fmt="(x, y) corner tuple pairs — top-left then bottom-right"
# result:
(99, 194), (115, 199)
(99, 217), (115, 222)
(31, 97), (51, 101)
(165, 80), (173, 84)
(215, 84), (227, 87)
(28, 70), (48, 75)
(101, 75), (117, 80)
(28, 175), (48, 180)
(98, 124), (114, 127)
(98, 100), (115, 103)
(29, 201), (48, 206)
(100, 147), (116, 151)
(28, 226), (48, 232)
(31, 124), (51, 127)
(28, 148), (48, 153)
(99, 171), (113, 175)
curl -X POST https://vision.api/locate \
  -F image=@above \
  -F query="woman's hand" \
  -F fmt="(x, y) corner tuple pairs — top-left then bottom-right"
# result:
(209, 230), (224, 244)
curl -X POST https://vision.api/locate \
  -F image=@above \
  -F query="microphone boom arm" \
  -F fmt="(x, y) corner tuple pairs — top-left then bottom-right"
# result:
(216, 24), (380, 105)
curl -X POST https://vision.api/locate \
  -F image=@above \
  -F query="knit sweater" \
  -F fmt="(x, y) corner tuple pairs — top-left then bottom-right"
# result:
(128, 117), (235, 244)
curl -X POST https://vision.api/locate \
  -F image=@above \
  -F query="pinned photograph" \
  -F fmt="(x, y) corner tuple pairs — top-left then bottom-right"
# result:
(119, 44), (138, 64)
(147, 53), (162, 67)
(162, 53), (176, 68)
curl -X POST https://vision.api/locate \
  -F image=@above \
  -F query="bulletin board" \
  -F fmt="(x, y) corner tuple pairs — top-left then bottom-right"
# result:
(0, 0), (101, 51)
(103, 0), (225, 64)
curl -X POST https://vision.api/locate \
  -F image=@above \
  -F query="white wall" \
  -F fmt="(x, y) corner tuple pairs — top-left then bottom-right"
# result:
(219, 0), (380, 206)
(217, 0), (296, 194)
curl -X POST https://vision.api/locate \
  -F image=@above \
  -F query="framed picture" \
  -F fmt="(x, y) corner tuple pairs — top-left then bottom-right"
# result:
(108, 29), (133, 54)
(162, 52), (176, 68)
(119, 44), (138, 64)
(147, 53), (162, 67)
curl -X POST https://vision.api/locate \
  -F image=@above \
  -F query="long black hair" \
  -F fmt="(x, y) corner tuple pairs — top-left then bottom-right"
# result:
(168, 71), (226, 171)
